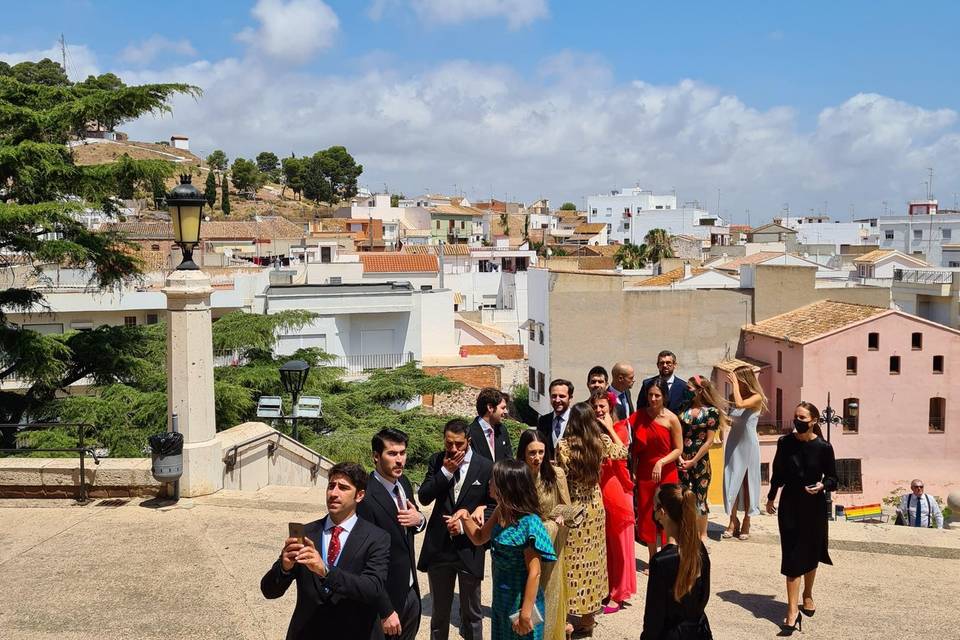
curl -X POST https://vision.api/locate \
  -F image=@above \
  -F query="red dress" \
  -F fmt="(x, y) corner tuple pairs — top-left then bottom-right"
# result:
(631, 411), (680, 546)
(601, 418), (636, 602)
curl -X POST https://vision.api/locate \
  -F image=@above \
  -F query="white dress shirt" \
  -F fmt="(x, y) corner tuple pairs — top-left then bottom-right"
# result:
(478, 417), (497, 458)
(321, 512), (358, 567)
(899, 492), (944, 529)
(440, 448), (473, 534)
(373, 469), (426, 530)
(551, 406), (572, 447)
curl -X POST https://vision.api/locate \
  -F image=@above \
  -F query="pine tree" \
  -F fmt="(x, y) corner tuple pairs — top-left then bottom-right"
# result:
(204, 170), (217, 208)
(221, 174), (231, 216)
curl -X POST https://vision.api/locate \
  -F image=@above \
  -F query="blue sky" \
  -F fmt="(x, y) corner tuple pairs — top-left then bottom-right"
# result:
(3, 1), (960, 221)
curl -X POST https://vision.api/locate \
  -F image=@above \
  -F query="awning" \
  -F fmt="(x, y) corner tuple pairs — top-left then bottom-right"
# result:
(212, 244), (256, 254)
(453, 292), (465, 305)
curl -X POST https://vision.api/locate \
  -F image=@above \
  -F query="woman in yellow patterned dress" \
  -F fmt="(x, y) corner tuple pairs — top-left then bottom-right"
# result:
(557, 402), (628, 637)
(518, 429), (573, 640)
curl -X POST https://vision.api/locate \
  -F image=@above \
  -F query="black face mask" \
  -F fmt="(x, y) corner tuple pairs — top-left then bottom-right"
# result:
(793, 418), (811, 434)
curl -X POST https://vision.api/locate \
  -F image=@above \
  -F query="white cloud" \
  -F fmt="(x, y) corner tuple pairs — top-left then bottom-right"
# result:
(236, 0), (340, 63)
(410, 0), (548, 28)
(0, 42), (99, 81)
(119, 36), (197, 66)
(109, 51), (960, 218)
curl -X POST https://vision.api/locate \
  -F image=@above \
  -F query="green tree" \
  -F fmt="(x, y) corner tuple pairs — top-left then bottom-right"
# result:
(644, 228), (674, 263)
(281, 155), (304, 200)
(614, 240), (649, 269)
(316, 146), (362, 201)
(390, 193), (405, 207)
(302, 153), (333, 203)
(206, 149), (228, 172)
(230, 157), (263, 194)
(204, 170), (217, 208)
(559, 202), (577, 211)
(0, 60), (197, 423)
(220, 174), (231, 215)
(255, 151), (280, 181)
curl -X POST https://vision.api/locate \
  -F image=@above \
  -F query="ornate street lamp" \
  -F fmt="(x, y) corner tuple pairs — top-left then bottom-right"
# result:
(279, 359), (310, 441)
(167, 175), (206, 270)
(819, 392), (857, 520)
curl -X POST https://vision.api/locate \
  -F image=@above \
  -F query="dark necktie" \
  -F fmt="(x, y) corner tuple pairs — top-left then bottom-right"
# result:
(915, 495), (922, 527)
(393, 484), (404, 510)
(554, 414), (563, 439)
(327, 525), (344, 566)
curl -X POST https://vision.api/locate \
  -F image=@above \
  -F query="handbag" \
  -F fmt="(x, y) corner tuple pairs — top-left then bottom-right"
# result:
(664, 614), (713, 640)
(548, 503), (587, 528)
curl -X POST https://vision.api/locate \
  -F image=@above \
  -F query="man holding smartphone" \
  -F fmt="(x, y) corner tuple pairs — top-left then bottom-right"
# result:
(261, 462), (390, 640)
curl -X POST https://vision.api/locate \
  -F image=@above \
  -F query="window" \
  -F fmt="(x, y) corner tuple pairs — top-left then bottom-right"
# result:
(846, 356), (858, 375)
(146, 314), (159, 325)
(775, 388), (783, 429)
(151, 243), (161, 251)
(623, 222), (630, 230)
(884, 230), (894, 240)
(591, 208), (597, 215)
(944, 229), (952, 240)
(868, 332), (879, 350)
(889, 355), (900, 374)
(911, 332), (923, 350)
(777, 350), (782, 373)
(913, 229), (922, 240)
(538, 324), (544, 345)
(536, 372), (545, 396)
(527, 320), (536, 341)
(760, 463), (770, 485)
(320, 247), (332, 263)
(843, 398), (859, 433)
(528, 366), (536, 389)
(123, 316), (137, 327)
(933, 355), (944, 374)
(836, 459), (863, 493)
(929, 397), (945, 433)
(624, 207), (630, 214)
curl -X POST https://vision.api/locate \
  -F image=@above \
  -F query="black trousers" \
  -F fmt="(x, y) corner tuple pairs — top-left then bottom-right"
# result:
(427, 563), (483, 640)
(385, 585), (422, 640)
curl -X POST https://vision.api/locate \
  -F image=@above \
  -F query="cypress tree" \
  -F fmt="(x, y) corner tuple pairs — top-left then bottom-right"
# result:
(221, 174), (230, 216)
(204, 170), (217, 208)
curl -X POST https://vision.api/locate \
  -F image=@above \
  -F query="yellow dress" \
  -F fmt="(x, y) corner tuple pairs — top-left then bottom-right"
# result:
(537, 465), (572, 640)
(558, 435), (628, 617)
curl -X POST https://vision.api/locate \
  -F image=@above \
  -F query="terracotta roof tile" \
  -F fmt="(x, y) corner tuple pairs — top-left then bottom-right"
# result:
(714, 251), (791, 271)
(714, 357), (770, 373)
(852, 249), (928, 266)
(359, 253), (439, 273)
(105, 216), (303, 241)
(637, 266), (708, 287)
(574, 223), (607, 234)
(744, 300), (889, 344)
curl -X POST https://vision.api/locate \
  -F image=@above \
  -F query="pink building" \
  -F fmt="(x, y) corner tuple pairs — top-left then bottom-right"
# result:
(729, 300), (960, 506)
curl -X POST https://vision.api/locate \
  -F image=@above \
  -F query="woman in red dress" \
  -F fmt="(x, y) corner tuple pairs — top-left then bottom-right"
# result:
(590, 389), (636, 614)
(631, 380), (683, 569)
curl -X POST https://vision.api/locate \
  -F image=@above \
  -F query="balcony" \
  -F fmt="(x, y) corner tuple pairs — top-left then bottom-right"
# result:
(892, 269), (956, 297)
(329, 352), (414, 373)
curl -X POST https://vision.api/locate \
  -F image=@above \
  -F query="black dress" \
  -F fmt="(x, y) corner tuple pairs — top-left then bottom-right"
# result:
(767, 434), (838, 577)
(640, 543), (713, 640)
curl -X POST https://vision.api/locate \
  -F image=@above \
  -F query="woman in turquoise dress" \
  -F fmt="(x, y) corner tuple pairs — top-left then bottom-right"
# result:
(455, 459), (558, 639)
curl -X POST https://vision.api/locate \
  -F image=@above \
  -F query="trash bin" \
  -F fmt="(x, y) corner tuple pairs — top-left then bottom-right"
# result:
(834, 504), (846, 519)
(149, 431), (184, 483)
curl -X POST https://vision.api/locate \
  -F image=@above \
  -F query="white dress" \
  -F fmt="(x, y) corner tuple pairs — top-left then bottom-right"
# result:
(723, 408), (761, 515)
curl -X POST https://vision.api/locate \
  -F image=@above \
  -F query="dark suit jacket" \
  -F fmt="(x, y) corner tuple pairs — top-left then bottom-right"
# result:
(356, 472), (424, 620)
(608, 385), (635, 421)
(261, 515), (390, 640)
(468, 417), (514, 462)
(640, 543), (711, 640)
(637, 375), (687, 414)
(536, 412), (560, 461)
(416, 452), (495, 578)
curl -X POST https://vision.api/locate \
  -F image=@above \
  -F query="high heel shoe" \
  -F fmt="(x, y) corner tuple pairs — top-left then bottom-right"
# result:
(722, 516), (740, 539)
(738, 516), (751, 541)
(799, 597), (816, 617)
(780, 611), (802, 635)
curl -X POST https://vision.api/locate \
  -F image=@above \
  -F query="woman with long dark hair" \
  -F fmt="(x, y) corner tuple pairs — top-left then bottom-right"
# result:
(455, 459), (557, 640)
(590, 388), (636, 614)
(766, 401), (838, 634)
(641, 483), (713, 640)
(677, 375), (726, 541)
(517, 429), (572, 640)
(557, 401), (627, 636)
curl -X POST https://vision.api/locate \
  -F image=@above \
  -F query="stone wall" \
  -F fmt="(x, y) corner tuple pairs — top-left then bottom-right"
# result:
(0, 458), (164, 499)
(423, 364), (501, 390)
(460, 344), (525, 359)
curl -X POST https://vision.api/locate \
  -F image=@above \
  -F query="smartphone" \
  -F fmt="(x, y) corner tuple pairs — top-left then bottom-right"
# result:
(805, 484), (819, 491)
(288, 522), (305, 544)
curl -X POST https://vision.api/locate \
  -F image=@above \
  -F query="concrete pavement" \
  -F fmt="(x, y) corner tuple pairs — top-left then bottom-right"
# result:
(0, 490), (956, 639)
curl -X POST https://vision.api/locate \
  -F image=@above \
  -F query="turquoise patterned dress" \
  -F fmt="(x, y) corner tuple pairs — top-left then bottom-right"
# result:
(491, 514), (558, 640)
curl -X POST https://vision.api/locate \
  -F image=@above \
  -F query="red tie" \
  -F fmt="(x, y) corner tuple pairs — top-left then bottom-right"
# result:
(327, 525), (343, 566)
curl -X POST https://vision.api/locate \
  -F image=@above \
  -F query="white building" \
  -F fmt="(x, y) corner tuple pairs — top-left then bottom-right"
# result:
(335, 193), (431, 249)
(778, 216), (875, 249)
(587, 188), (676, 243)
(875, 200), (960, 267)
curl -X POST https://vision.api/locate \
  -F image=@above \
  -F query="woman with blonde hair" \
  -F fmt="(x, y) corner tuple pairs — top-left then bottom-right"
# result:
(641, 484), (713, 640)
(677, 375), (726, 541)
(722, 366), (768, 540)
(557, 401), (627, 636)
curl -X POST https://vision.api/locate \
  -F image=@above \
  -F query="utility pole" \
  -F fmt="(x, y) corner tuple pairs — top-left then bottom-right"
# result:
(59, 34), (67, 75)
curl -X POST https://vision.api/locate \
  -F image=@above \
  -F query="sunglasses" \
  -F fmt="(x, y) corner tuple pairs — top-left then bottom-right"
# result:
(912, 485), (924, 490)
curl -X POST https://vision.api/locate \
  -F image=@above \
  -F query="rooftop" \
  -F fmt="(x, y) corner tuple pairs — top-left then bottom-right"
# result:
(637, 266), (708, 287)
(266, 282), (420, 295)
(359, 253), (439, 273)
(712, 252), (801, 271)
(744, 300), (889, 344)
(713, 356), (770, 373)
(853, 249), (928, 266)
(105, 217), (304, 241)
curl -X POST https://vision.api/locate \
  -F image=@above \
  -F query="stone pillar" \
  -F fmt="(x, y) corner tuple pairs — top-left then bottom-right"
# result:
(164, 270), (222, 497)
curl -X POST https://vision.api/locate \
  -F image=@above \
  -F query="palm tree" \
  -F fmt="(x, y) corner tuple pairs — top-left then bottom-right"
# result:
(644, 228), (674, 263)
(614, 241), (649, 269)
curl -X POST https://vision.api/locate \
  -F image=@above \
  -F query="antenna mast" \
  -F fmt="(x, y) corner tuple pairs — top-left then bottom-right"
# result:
(59, 34), (67, 75)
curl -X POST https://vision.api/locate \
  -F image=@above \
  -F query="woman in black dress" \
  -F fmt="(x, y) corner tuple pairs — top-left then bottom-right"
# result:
(765, 401), (838, 634)
(641, 483), (712, 640)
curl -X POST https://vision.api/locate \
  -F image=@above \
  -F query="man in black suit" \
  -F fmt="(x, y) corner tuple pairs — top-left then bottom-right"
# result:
(261, 462), (390, 640)
(637, 350), (687, 414)
(357, 428), (425, 640)
(536, 378), (573, 461)
(608, 362), (636, 421)
(418, 419), (495, 640)
(468, 387), (513, 462)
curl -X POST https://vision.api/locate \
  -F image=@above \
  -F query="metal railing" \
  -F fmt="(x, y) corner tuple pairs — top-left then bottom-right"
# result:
(213, 349), (248, 367)
(0, 423), (102, 503)
(893, 268), (954, 284)
(222, 430), (323, 479)
(329, 352), (414, 373)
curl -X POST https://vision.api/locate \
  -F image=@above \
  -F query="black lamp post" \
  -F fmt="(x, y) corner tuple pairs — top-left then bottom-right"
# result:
(819, 392), (857, 520)
(279, 359), (310, 441)
(167, 175), (207, 270)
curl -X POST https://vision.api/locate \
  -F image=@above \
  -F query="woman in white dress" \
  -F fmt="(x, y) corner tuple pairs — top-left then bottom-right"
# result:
(722, 367), (767, 541)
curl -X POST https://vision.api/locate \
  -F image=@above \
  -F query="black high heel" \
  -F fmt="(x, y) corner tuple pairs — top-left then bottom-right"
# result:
(799, 606), (816, 617)
(780, 612), (802, 635)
